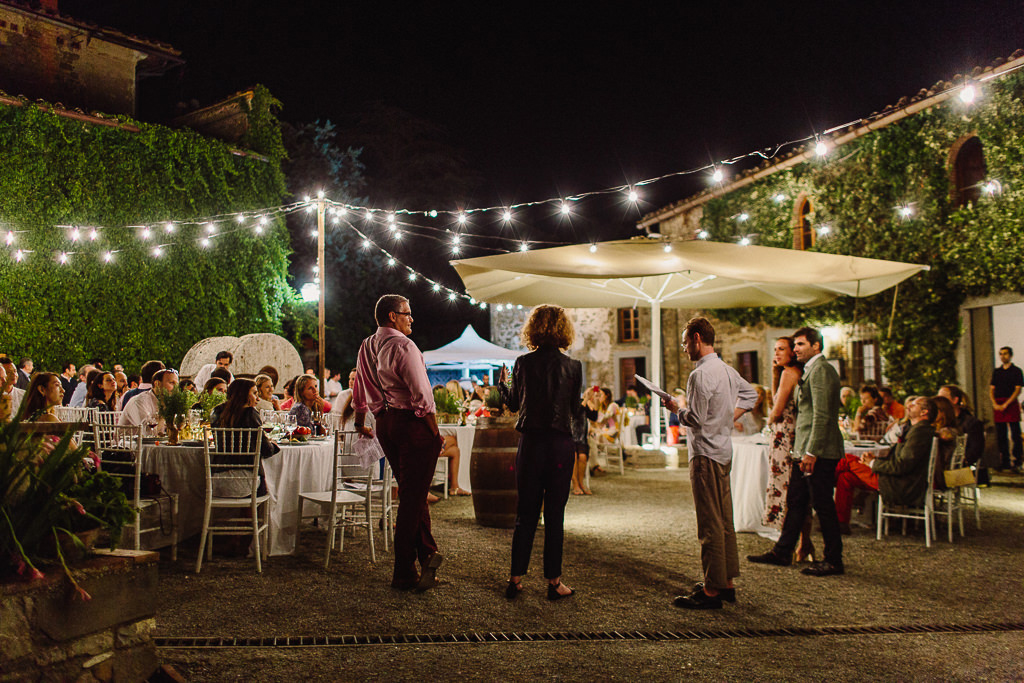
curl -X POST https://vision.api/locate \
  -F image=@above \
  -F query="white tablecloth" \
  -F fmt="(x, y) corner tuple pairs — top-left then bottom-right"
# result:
(142, 439), (335, 555)
(440, 425), (477, 492)
(730, 435), (779, 540)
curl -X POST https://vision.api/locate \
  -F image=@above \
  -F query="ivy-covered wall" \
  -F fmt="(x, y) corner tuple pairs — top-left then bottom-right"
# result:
(688, 71), (1024, 394)
(0, 85), (295, 371)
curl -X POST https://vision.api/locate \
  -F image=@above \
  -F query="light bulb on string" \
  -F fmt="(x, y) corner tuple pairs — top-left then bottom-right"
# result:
(408, 272), (416, 281)
(205, 223), (216, 235)
(432, 283), (441, 292)
(201, 237), (211, 248)
(428, 210), (438, 218)
(393, 230), (402, 240)
(627, 188), (639, 203)
(104, 251), (113, 262)
(153, 246), (163, 257)
(452, 234), (461, 245)
(457, 212), (467, 225)
(560, 201), (572, 216)
(387, 257), (396, 266)
(589, 244), (597, 253)
(387, 213), (396, 225)
(336, 207), (347, 217)
(4, 231), (13, 246)
(365, 210), (374, 222)
(447, 292), (456, 301)
(317, 190), (325, 199)
(711, 167), (724, 183)
(818, 225), (831, 236)
(361, 239), (370, 249)
(960, 84), (977, 104)
(663, 243), (672, 253)
(502, 209), (513, 222)
(141, 227), (151, 240)
(519, 242), (529, 252)
(310, 229), (318, 237)
(737, 213), (749, 222)
(70, 228), (80, 242)
(451, 245), (461, 255)
(739, 237), (751, 246)
(255, 225), (263, 234)
(773, 194), (787, 203)
(815, 139), (829, 157)
(58, 252), (68, 264)
(303, 195), (311, 202)
(165, 222), (175, 233)
(15, 249), (23, 262)
(236, 214), (245, 223)
(259, 216), (268, 225)
(697, 230), (709, 239)
(89, 228), (98, 241)
(479, 302), (487, 309)
(898, 206), (913, 219)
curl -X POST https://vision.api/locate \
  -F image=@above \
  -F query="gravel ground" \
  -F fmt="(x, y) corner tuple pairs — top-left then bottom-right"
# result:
(152, 468), (1024, 681)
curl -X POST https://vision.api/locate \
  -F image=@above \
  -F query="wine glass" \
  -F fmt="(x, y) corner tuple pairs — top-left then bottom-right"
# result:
(285, 414), (297, 438)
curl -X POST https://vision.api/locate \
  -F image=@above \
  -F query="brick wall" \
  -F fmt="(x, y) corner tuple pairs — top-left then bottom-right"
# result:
(0, 6), (142, 115)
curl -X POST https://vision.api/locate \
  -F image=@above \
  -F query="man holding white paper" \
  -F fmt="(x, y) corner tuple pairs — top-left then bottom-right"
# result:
(663, 317), (756, 610)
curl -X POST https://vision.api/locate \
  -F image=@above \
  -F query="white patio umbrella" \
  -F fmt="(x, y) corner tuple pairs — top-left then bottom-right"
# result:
(452, 237), (929, 443)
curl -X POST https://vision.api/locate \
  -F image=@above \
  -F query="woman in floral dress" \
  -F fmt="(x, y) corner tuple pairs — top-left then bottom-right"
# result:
(763, 337), (814, 561)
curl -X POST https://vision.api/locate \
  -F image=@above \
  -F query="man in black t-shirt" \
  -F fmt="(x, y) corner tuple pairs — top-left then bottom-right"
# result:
(990, 346), (1023, 473)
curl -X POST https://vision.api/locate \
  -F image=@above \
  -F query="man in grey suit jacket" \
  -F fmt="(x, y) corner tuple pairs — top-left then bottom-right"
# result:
(748, 326), (846, 576)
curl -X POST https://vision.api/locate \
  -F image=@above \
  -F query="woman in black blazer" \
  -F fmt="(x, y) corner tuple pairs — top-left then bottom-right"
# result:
(499, 304), (587, 601)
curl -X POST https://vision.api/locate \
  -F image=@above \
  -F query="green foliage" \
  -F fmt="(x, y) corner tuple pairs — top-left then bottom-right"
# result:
(699, 71), (1024, 394)
(155, 385), (198, 423)
(0, 415), (131, 580)
(484, 387), (503, 410)
(195, 389), (227, 422)
(0, 85), (294, 372)
(433, 386), (463, 415)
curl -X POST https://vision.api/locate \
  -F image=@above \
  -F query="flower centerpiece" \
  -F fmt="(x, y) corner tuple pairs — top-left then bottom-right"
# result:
(155, 385), (199, 444)
(195, 390), (226, 424)
(1, 414), (135, 598)
(433, 387), (463, 425)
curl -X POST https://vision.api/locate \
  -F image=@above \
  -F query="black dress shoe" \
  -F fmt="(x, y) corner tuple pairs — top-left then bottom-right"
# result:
(694, 582), (735, 603)
(746, 550), (791, 566)
(801, 560), (844, 576)
(505, 580), (522, 600)
(547, 582), (575, 601)
(673, 588), (723, 610)
(415, 553), (444, 591)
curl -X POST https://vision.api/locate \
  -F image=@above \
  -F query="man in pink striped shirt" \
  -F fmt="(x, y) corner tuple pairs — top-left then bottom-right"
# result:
(353, 294), (445, 591)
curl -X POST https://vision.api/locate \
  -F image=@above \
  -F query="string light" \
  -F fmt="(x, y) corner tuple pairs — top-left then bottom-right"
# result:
(519, 242), (529, 252)
(502, 209), (513, 222)
(737, 213), (749, 222)
(89, 228), (98, 241)
(4, 231), (12, 246)
(387, 257), (395, 266)
(589, 244), (598, 253)
(982, 179), (1002, 196)
(773, 194), (787, 203)
(235, 214), (245, 223)
(457, 212), (467, 225)
(627, 189), (639, 202)
(141, 227), (151, 240)
(960, 84), (977, 104)
(201, 237), (211, 248)
(898, 206), (914, 219)
(815, 139), (829, 157)
(697, 230), (709, 239)
(818, 225), (831, 236)
(739, 237), (751, 246)
(15, 250), (23, 262)
(408, 272), (416, 281)
(711, 168), (724, 183)
(663, 243), (672, 253)
(448, 292), (456, 301)
(152, 246), (163, 257)
(560, 201), (572, 216)
(165, 222), (175, 233)
(70, 228), (80, 242)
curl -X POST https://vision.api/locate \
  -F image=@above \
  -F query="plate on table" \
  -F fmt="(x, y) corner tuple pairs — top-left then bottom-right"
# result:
(142, 437), (160, 444)
(852, 440), (880, 448)
(178, 440), (205, 447)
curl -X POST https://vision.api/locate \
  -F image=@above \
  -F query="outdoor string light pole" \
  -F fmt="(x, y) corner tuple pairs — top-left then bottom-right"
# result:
(316, 192), (327, 396)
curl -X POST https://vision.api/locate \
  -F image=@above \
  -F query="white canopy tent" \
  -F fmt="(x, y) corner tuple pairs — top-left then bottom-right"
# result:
(422, 324), (522, 381)
(453, 237), (929, 443)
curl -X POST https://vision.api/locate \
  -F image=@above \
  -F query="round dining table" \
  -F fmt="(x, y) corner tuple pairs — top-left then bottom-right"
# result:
(141, 438), (336, 555)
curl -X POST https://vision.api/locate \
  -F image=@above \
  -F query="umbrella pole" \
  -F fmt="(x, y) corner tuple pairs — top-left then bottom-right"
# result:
(651, 299), (662, 446)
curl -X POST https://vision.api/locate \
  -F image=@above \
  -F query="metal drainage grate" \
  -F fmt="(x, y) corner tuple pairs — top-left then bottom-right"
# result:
(155, 621), (1024, 649)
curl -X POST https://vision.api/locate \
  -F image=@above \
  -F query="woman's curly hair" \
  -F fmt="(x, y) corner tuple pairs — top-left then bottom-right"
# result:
(520, 304), (575, 350)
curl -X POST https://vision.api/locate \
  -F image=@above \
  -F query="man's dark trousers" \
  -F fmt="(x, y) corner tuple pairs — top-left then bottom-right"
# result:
(375, 408), (439, 585)
(773, 457), (843, 565)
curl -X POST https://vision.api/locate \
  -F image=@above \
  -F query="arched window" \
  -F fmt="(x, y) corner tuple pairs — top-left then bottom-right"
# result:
(950, 135), (986, 208)
(792, 196), (814, 250)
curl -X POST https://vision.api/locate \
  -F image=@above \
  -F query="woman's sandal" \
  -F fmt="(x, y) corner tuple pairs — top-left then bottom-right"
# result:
(547, 581), (575, 601)
(505, 579), (523, 600)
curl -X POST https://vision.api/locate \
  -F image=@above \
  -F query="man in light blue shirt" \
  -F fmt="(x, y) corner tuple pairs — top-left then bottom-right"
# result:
(665, 317), (756, 610)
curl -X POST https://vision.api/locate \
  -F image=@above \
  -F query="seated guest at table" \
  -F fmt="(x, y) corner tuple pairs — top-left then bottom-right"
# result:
(850, 385), (890, 441)
(22, 372), (65, 421)
(113, 371), (129, 409)
(288, 375), (331, 428)
(931, 395), (962, 491)
(835, 396), (935, 532)
(440, 434), (469, 497)
(86, 371), (118, 412)
(209, 378), (279, 498)
(254, 374), (281, 412)
(193, 377), (228, 410)
(279, 376), (299, 410)
(58, 361), (76, 398)
(880, 386), (905, 420)
(1, 357), (25, 419)
(119, 369), (178, 429)
(67, 364), (95, 407)
(839, 386), (860, 421)
(860, 396), (937, 511)
(120, 361), (164, 409)
(125, 374), (141, 391)
(179, 378), (197, 394)
(938, 384), (991, 486)
(258, 365), (279, 392)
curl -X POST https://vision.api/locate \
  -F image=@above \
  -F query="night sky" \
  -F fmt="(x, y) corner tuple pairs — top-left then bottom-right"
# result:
(62, 0), (1024, 243)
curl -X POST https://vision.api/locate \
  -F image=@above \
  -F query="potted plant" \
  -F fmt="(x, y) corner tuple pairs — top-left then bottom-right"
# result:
(195, 390), (226, 424)
(155, 385), (199, 444)
(433, 386), (464, 425)
(477, 387), (517, 428)
(1, 414), (136, 598)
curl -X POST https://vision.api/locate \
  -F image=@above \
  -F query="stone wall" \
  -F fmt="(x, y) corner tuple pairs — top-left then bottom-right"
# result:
(0, 549), (159, 682)
(0, 6), (143, 115)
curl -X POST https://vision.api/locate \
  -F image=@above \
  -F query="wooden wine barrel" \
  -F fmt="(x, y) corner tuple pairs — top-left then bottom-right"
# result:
(469, 424), (520, 528)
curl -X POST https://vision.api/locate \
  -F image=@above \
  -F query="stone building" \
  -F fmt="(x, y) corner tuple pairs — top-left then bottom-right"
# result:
(0, 0), (181, 116)
(490, 49), (1024, 423)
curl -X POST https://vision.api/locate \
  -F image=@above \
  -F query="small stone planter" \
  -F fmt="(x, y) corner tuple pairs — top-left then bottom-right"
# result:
(0, 549), (159, 682)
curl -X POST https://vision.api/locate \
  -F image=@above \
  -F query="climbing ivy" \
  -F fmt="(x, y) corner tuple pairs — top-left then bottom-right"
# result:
(0, 84), (297, 371)
(702, 71), (1024, 394)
